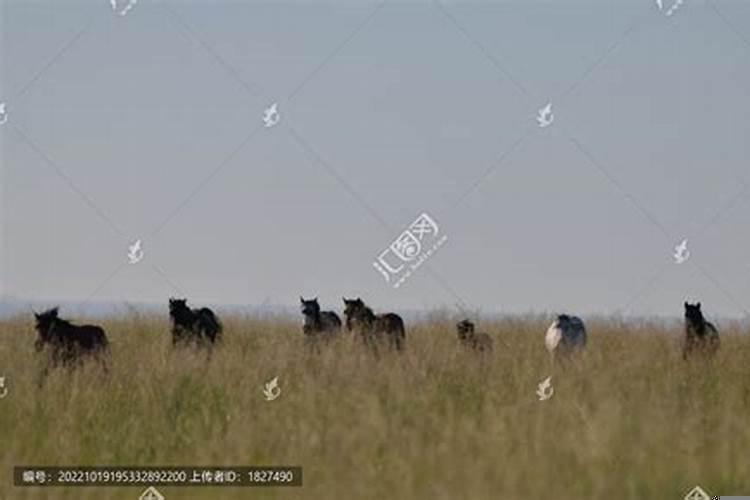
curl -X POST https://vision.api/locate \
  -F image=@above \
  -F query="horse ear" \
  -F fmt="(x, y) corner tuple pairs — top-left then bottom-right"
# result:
(684, 301), (688, 308)
(51, 307), (59, 317)
(697, 302), (701, 309)
(300, 296), (304, 304)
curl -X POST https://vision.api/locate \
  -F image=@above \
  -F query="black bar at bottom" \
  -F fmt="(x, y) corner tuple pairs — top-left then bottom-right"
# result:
(14, 466), (302, 487)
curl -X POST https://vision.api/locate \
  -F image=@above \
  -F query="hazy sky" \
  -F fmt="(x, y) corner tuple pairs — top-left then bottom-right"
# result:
(1, 0), (749, 318)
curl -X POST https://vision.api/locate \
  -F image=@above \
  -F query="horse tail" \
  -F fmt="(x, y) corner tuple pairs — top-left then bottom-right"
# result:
(382, 313), (405, 351)
(199, 309), (223, 342)
(324, 311), (342, 331)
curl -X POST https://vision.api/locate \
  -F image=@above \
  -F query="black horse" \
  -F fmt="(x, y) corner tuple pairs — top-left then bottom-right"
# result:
(343, 297), (405, 351)
(34, 307), (109, 383)
(456, 319), (493, 352)
(169, 298), (223, 348)
(683, 301), (719, 359)
(300, 297), (342, 343)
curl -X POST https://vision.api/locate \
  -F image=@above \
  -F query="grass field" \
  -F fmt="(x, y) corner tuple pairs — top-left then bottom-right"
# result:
(0, 312), (748, 500)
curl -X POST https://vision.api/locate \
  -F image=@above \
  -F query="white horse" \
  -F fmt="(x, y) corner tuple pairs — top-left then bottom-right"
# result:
(545, 314), (587, 355)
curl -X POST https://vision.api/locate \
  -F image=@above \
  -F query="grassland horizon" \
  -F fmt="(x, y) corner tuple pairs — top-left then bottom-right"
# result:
(1, 311), (748, 500)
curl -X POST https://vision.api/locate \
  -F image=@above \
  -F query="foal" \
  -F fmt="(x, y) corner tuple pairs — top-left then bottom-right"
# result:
(169, 298), (223, 348)
(545, 314), (587, 358)
(343, 298), (405, 351)
(300, 297), (342, 344)
(34, 308), (109, 383)
(683, 301), (719, 359)
(456, 319), (493, 352)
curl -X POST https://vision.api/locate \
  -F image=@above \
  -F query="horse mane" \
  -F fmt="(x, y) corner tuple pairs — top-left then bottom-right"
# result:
(359, 304), (377, 322)
(170, 303), (196, 325)
(53, 316), (74, 329)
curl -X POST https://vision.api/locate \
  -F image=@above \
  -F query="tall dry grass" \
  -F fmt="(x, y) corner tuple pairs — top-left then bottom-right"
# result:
(0, 312), (748, 500)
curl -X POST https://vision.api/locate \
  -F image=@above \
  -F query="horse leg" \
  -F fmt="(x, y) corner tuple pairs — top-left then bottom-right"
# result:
(98, 350), (110, 376)
(37, 364), (50, 388)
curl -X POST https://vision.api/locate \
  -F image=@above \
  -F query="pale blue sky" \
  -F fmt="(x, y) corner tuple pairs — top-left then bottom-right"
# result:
(1, 0), (749, 318)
